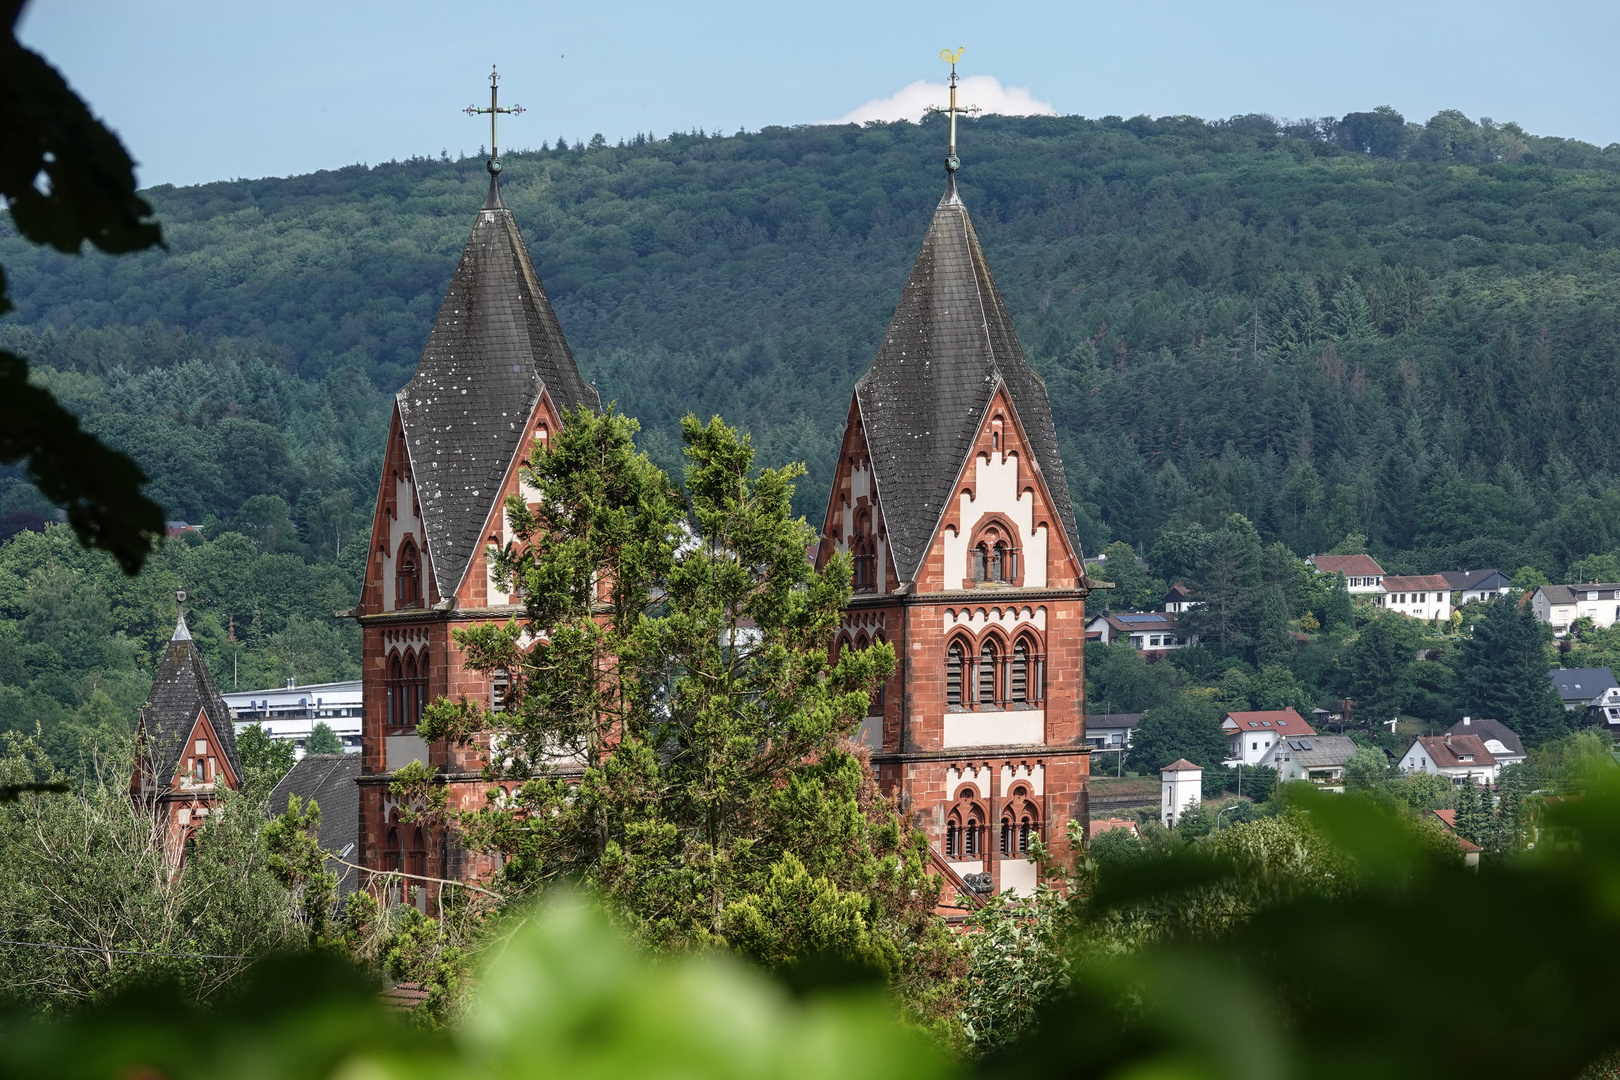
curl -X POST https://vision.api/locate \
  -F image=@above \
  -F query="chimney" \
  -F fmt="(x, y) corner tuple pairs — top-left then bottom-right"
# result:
(1463, 716), (1472, 726)
(286, 677), (296, 690)
(1444, 732), (1452, 747)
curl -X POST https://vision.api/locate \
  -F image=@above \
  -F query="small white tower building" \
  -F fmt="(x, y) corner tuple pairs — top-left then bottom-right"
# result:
(1161, 759), (1203, 827)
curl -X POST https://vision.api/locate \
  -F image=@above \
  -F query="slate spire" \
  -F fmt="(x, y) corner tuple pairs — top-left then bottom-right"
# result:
(139, 592), (241, 784)
(397, 110), (599, 600)
(853, 179), (1082, 584)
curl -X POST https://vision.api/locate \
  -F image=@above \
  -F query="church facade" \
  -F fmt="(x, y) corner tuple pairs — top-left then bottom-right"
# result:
(350, 95), (1090, 899)
(815, 171), (1094, 890)
(349, 163), (599, 903)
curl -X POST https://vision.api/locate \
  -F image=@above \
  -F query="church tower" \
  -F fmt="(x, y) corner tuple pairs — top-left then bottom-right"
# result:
(131, 595), (243, 867)
(351, 71), (599, 900)
(816, 60), (1094, 891)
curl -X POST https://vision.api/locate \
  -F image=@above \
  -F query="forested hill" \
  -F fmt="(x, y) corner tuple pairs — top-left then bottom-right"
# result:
(5, 107), (1620, 576)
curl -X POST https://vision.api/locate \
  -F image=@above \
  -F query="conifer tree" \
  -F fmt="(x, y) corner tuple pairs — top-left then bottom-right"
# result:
(415, 408), (938, 968)
(1455, 594), (1567, 746)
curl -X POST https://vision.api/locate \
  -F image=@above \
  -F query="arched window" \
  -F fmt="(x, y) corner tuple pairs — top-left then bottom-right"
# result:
(948, 787), (986, 860)
(979, 640), (999, 704)
(386, 653), (405, 730)
(193, 757), (206, 781)
(1001, 785), (1041, 856)
(852, 511), (876, 593)
(968, 522), (1019, 586)
(414, 652), (429, 724)
(406, 826), (427, 879)
(401, 651), (418, 727)
(971, 544), (988, 583)
(491, 668), (511, 713)
(871, 633), (887, 713)
(396, 539), (421, 609)
(383, 812), (401, 873)
(946, 640), (966, 706)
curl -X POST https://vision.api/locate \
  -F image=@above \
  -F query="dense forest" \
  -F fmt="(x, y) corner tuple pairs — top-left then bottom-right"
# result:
(5, 104), (1620, 741)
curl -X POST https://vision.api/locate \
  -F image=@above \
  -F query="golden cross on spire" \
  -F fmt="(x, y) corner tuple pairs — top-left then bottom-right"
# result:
(926, 48), (981, 173)
(464, 65), (525, 175)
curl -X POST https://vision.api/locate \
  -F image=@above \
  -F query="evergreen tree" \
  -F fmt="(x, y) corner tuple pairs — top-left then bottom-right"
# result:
(1346, 613), (1419, 723)
(1186, 514), (1263, 655)
(1323, 574), (1355, 630)
(1254, 584), (1294, 668)
(1126, 692), (1229, 773)
(1455, 594), (1567, 746)
(304, 722), (342, 756)
(417, 408), (937, 969)
(1329, 282), (1376, 340)
(1453, 780), (1484, 845)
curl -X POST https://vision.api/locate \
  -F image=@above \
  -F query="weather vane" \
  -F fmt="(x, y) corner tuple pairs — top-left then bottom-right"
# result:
(925, 48), (980, 173)
(465, 65), (525, 175)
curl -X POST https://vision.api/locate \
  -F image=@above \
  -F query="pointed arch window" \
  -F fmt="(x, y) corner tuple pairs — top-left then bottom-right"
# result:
(946, 790), (986, 859)
(871, 633), (887, 714)
(978, 640), (999, 704)
(946, 640), (967, 706)
(852, 510), (876, 593)
(386, 653), (406, 731)
(383, 813), (402, 873)
(406, 826), (427, 880)
(412, 652), (429, 725)
(396, 539), (422, 609)
(968, 522), (1019, 586)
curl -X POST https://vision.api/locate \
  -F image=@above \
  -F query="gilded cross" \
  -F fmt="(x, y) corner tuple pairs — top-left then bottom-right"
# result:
(465, 65), (526, 174)
(926, 48), (980, 173)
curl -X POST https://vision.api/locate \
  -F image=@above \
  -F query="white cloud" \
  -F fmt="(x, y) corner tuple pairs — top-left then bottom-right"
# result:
(827, 76), (1057, 126)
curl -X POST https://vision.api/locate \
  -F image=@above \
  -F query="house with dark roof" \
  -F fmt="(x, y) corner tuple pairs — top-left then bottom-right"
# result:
(1441, 569), (1511, 605)
(1163, 583), (1193, 613)
(1551, 667), (1619, 711)
(1308, 554), (1385, 594)
(270, 753), (362, 895)
(1376, 574), (1453, 622)
(131, 601), (244, 867)
(1532, 584), (1620, 635)
(1222, 708), (1317, 765)
(1445, 716), (1525, 766)
(1399, 733), (1498, 784)
(1086, 611), (1195, 655)
(1258, 734), (1358, 790)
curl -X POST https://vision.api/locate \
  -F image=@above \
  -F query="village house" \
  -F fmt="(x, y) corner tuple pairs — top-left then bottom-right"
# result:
(1257, 733), (1358, 791)
(1551, 667), (1619, 712)
(1085, 611), (1195, 656)
(1445, 716), (1525, 767)
(1377, 574), (1453, 622)
(1088, 817), (1140, 839)
(1441, 569), (1511, 605)
(1162, 583), (1193, 613)
(1085, 712), (1142, 756)
(1430, 809), (1483, 868)
(1586, 686), (1620, 734)
(1399, 733), (1499, 785)
(1308, 554), (1385, 595)
(1532, 584), (1620, 635)
(1222, 707), (1317, 766)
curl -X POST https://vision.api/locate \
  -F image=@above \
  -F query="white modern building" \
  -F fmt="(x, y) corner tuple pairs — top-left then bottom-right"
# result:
(1221, 708), (1317, 766)
(226, 679), (362, 759)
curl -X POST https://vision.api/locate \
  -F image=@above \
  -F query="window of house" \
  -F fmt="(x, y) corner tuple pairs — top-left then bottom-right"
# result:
(402, 651), (419, 725)
(414, 653), (429, 724)
(386, 653), (405, 730)
(1011, 640), (1029, 702)
(406, 827), (427, 879)
(1149, 635), (1161, 647)
(852, 511), (877, 593)
(193, 758), (205, 781)
(946, 642), (965, 706)
(491, 668), (511, 713)
(978, 641), (998, 704)
(383, 823), (402, 873)
(396, 539), (422, 609)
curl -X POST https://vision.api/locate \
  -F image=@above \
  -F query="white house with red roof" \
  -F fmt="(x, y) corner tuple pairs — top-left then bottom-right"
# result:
(1399, 733), (1498, 785)
(1377, 574), (1453, 622)
(1308, 554), (1385, 595)
(1222, 707), (1317, 766)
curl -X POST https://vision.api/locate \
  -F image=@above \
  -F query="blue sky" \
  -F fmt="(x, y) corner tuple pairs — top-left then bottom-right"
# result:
(20, 0), (1620, 189)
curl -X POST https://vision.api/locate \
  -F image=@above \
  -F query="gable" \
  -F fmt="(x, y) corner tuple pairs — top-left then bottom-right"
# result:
(175, 708), (240, 790)
(815, 397), (898, 595)
(461, 388), (568, 607)
(923, 384), (1083, 593)
(361, 408), (438, 615)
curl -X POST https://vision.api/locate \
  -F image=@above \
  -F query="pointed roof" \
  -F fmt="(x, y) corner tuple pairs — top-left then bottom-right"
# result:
(854, 180), (1082, 584)
(398, 178), (600, 598)
(139, 628), (242, 785)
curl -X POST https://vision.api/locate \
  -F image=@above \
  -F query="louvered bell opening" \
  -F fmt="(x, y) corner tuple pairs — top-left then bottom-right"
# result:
(946, 645), (964, 705)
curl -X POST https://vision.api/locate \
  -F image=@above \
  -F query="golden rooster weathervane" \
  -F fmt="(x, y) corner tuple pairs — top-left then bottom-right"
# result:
(926, 47), (980, 173)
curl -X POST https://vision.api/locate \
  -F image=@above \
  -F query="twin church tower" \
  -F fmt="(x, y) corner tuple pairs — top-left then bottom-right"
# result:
(349, 66), (1096, 897)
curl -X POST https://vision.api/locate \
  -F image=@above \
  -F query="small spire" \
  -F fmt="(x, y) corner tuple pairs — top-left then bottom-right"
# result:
(173, 589), (192, 642)
(465, 64), (525, 206)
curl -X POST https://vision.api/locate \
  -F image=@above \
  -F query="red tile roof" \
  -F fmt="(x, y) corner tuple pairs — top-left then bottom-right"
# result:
(1310, 554), (1385, 577)
(1162, 759), (1202, 772)
(1223, 708), (1316, 737)
(1381, 574), (1451, 592)
(1088, 817), (1140, 838)
(1413, 734), (1496, 770)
